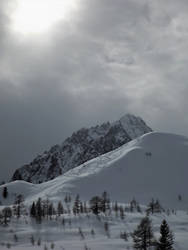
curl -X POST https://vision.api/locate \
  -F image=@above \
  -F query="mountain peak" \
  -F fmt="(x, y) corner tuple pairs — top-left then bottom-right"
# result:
(11, 114), (152, 184)
(118, 114), (152, 139)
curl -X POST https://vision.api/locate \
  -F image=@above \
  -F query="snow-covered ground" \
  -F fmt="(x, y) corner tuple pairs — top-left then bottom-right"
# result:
(0, 209), (188, 250)
(1, 132), (188, 209)
(0, 132), (188, 249)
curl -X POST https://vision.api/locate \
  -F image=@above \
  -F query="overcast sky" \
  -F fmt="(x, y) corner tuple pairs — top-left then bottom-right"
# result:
(0, 0), (188, 182)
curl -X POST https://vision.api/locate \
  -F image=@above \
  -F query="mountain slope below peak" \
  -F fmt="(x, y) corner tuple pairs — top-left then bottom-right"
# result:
(3, 132), (188, 209)
(11, 114), (152, 183)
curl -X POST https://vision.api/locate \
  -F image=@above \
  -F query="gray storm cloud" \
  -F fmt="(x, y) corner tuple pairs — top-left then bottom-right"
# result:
(0, 0), (188, 181)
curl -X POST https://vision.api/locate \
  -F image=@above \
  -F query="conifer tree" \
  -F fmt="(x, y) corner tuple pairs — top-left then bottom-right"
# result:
(101, 191), (108, 213)
(48, 203), (54, 217)
(132, 216), (155, 249)
(42, 198), (50, 218)
(30, 202), (36, 217)
(83, 202), (88, 213)
(157, 220), (174, 250)
(114, 201), (119, 217)
(147, 199), (163, 214)
(16, 204), (21, 218)
(120, 206), (125, 220)
(2, 207), (12, 225)
(80, 201), (84, 213)
(90, 196), (102, 215)
(57, 201), (64, 216)
(73, 194), (81, 215)
(130, 198), (137, 212)
(2, 186), (8, 199)
(36, 198), (42, 222)
(147, 198), (155, 214)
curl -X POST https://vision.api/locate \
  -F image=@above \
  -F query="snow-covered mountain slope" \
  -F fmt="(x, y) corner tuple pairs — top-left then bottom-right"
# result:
(2, 132), (188, 209)
(11, 114), (152, 184)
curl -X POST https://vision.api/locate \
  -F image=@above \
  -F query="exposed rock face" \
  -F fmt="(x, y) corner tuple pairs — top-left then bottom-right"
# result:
(11, 114), (152, 183)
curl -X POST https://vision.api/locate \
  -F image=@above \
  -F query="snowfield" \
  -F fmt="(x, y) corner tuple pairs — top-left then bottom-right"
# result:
(0, 209), (188, 249)
(0, 132), (188, 249)
(1, 132), (188, 208)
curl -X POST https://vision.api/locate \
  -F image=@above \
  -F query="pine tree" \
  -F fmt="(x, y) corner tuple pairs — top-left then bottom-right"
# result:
(147, 199), (163, 214)
(130, 198), (137, 212)
(83, 202), (88, 213)
(132, 216), (155, 249)
(147, 198), (155, 214)
(16, 204), (21, 218)
(137, 204), (142, 213)
(101, 191), (109, 213)
(30, 202), (36, 217)
(48, 203), (54, 217)
(57, 201), (64, 216)
(42, 198), (50, 218)
(2, 207), (12, 225)
(2, 186), (8, 199)
(80, 201), (84, 213)
(119, 206), (125, 220)
(36, 198), (42, 222)
(157, 220), (174, 250)
(73, 194), (81, 215)
(90, 196), (102, 215)
(114, 201), (119, 217)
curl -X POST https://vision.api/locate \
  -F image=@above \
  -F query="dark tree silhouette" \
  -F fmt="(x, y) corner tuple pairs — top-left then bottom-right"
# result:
(157, 220), (174, 250)
(36, 198), (42, 222)
(2, 207), (12, 225)
(101, 191), (110, 213)
(132, 216), (155, 249)
(147, 199), (164, 214)
(30, 202), (36, 217)
(90, 196), (103, 215)
(57, 201), (64, 216)
(73, 194), (81, 215)
(2, 186), (8, 199)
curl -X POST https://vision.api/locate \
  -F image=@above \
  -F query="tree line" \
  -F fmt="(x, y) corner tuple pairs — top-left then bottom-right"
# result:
(0, 190), (175, 249)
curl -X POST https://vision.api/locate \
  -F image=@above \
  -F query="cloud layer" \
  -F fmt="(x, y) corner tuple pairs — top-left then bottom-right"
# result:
(0, 0), (188, 181)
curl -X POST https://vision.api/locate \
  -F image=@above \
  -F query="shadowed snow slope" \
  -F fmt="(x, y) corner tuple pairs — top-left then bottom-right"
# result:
(1, 132), (188, 209)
